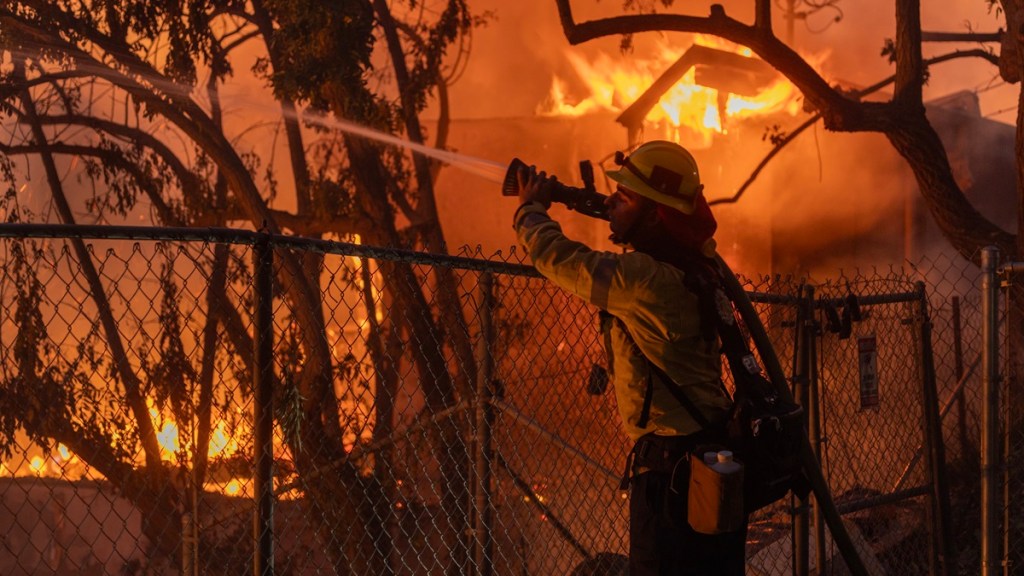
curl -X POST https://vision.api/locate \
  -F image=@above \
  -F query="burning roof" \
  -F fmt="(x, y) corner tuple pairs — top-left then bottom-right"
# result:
(615, 44), (780, 142)
(539, 37), (805, 149)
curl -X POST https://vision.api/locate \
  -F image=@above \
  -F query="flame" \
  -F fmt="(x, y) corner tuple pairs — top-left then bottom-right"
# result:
(146, 397), (244, 462)
(207, 420), (239, 458)
(149, 402), (182, 460)
(540, 36), (810, 148)
(224, 480), (242, 496)
(7, 399), (252, 497)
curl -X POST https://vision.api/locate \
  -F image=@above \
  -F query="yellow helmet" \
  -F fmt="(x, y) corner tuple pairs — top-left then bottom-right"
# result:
(606, 141), (703, 214)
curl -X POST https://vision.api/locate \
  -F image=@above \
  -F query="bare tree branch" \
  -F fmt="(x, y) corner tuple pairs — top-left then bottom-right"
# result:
(715, 48), (1003, 206)
(553, 0), (1015, 261)
(922, 30), (1003, 43)
(31, 113), (205, 200)
(0, 141), (180, 221)
(552, 0), (881, 131)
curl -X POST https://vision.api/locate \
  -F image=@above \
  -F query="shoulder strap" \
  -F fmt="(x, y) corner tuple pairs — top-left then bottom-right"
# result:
(681, 258), (769, 389)
(639, 358), (714, 430)
(632, 258), (769, 429)
(613, 314), (715, 430)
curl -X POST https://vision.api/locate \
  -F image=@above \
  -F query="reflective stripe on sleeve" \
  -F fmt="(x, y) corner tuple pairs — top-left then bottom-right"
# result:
(590, 257), (618, 310)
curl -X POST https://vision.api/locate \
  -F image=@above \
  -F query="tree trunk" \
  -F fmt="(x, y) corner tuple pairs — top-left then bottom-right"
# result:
(884, 109), (1015, 259)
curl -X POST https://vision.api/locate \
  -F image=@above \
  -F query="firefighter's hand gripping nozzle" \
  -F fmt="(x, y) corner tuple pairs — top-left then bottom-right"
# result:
(502, 158), (610, 221)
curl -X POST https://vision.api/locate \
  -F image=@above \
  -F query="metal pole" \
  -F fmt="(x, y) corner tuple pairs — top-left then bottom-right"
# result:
(254, 235), (275, 576)
(915, 281), (955, 576)
(998, 263), (1024, 576)
(793, 285), (812, 576)
(952, 296), (970, 459)
(181, 512), (194, 576)
(981, 246), (1000, 576)
(806, 291), (826, 575)
(473, 273), (495, 576)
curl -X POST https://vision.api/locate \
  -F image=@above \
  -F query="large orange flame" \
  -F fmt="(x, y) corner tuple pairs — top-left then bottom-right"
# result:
(540, 36), (810, 148)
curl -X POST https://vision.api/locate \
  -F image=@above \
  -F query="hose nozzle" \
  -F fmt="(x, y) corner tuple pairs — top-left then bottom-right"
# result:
(502, 157), (609, 221)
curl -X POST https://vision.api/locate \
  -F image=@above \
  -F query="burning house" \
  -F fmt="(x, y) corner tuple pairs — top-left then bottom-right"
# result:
(434, 40), (1015, 278)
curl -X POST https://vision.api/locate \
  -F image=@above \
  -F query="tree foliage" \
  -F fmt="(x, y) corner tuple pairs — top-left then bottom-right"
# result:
(0, 0), (480, 572)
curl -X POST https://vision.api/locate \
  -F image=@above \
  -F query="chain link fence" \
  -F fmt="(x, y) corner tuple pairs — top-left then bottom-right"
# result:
(0, 225), (999, 575)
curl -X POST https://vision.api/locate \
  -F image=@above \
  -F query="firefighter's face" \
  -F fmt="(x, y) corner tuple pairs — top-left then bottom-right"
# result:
(606, 185), (655, 240)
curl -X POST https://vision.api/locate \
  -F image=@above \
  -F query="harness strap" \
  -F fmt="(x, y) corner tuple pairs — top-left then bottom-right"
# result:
(619, 450), (636, 490)
(638, 360), (712, 428)
(619, 314), (718, 431)
(638, 374), (655, 429)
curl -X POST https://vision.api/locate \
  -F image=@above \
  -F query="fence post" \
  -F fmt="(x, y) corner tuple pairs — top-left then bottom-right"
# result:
(914, 281), (955, 576)
(254, 234), (275, 576)
(981, 246), (1000, 576)
(806, 289), (827, 574)
(182, 512), (195, 576)
(473, 272), (495, 576)
(951, 296), (973, 461)
(793, 285), (813, 576)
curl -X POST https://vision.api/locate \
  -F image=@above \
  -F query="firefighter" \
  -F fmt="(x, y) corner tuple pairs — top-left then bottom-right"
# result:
(511, 140), (747, 575)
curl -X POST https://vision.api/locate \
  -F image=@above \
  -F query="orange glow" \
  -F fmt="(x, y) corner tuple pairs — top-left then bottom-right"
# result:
(8, 399), (255, 496)
(540, 36), (814, 148)
(207, 420), (240, 458)
(277, 486), (303, 501)
(224, 480), (242, 496)
(146, 397), (245, 464)
(156, 421), (181, 458)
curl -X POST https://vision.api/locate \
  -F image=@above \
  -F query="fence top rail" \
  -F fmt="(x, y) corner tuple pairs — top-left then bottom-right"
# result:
(0, 223), (926, 304)
(0, 223), (543, 278)
(1002, 261), (1024, 275)
(747, 287), (920, 308)
(816, 291), (921, 308)
(748, 291), (800, 305)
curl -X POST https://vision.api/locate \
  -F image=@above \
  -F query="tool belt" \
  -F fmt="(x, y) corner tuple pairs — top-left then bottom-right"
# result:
(620, 429), (724, 490)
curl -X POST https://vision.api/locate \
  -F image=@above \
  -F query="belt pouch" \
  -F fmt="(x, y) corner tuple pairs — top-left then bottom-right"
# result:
(687, 450), (745, 534)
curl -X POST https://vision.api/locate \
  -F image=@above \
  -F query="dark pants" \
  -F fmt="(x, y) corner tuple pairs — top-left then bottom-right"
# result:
(629, 445), (747, 575)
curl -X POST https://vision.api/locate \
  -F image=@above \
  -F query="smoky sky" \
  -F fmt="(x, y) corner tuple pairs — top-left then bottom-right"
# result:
(438, 0), (1011, 121)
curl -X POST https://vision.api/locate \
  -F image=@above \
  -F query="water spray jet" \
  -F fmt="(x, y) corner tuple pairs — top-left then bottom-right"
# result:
(6, 47), (611, 220)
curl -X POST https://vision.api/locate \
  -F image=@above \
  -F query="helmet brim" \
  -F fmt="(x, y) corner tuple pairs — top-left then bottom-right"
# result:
(606, 167), (697, 214)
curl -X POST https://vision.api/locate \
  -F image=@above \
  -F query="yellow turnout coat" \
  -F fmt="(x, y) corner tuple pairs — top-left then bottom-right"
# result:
(515, 202), (731, 441)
